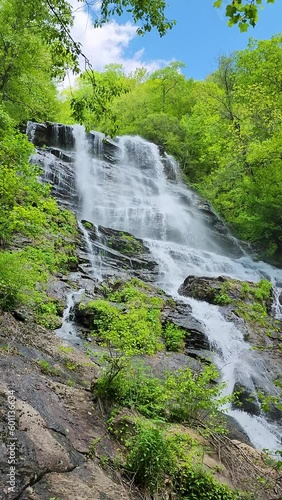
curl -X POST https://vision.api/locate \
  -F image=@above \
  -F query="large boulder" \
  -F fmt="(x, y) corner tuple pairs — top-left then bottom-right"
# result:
(232, 382), (260, 416)
(162, 301), (210, 351)
(178, 275), (229, 304)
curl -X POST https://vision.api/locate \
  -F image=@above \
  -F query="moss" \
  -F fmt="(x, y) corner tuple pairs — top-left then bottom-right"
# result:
(38, 359), (59, 376)
(107, 233), (144, 255)
(82, 220), (94, 230)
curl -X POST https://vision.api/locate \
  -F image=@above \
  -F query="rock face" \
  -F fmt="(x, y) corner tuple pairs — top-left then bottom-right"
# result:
(27, 121), (75, 149)
(162, 301), (210, 351)
(78, 220), (159, 281)
(178, 275), (229, 304)
(0, 313), (131, 500)
(232, 382), (261, 416)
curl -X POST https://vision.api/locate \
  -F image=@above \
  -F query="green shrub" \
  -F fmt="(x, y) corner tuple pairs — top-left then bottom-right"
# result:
(252, 279), (272, 301)
(0, 251), (40, 310)
(126, 422), (175, 491)
(174, 465), (245, 499)
(163, 322), (185, 351)
(125, 420), (244, 498)
(95, 361), (168, 418)
(96, 358), (228, 432)
(84, 296), (163, 355)
(214, 292), (231, 305)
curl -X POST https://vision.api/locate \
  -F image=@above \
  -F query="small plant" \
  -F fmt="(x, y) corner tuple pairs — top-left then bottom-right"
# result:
(58, 345), (74, 354)
(64, 360), (79, 371)
(252, 279), (272, 301)
(82, 220), (94, 229)
(163, 322), (185, 351)
(38, 359), (59, 376)
(240, 282), (251, 298)
(214, 292), (231, 305)
(126, 421), (174, 491)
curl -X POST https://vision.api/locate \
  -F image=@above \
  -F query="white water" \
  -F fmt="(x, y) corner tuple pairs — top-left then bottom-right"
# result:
(34, 124), (282, 451)
(56, 289), (84, 341)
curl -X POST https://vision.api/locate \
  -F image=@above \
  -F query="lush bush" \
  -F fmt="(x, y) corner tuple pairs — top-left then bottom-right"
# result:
(95, 359), (228, 432)
(0, 251), (39, 310)
(126, 422), (174, 491)
(174, 465), (246, 499)
(81, 298), (163, 355)
(125, 419), (245, 498)
(96, 362), (168, 418)
(0, 112), (77, 313)
(163, 322), (185, 351)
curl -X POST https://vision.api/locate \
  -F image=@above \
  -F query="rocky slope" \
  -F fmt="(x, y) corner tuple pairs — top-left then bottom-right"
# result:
(1, 225), (282, 499)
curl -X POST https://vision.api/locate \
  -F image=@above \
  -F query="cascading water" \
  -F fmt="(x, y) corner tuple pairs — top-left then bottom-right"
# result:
(56, 289), (84, 343)
(28, 122), (282, 452)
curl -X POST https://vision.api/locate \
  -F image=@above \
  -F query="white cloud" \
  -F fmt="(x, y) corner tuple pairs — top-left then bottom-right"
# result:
(64, 0), (169, 85)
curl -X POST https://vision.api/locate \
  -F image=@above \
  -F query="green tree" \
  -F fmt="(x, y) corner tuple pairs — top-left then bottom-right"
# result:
(214, 0), (276, 31)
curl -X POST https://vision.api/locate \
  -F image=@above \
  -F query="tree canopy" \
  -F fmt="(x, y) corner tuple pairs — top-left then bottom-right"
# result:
(214, 0), (276, 31)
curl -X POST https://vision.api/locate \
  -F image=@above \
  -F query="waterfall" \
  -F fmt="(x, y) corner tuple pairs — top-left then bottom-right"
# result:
(29, 122), (282, 452)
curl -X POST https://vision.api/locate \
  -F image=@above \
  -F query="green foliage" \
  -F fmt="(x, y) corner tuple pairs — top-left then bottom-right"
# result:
(125, 422), (175, 491)
(163, 322), (186, 351)
(174, 464), (245, 499)
(95, 358), (228, 432)
(96, 362), (168, 418)
(214, 0), (276, 31)
(164, 365), (228, 429)
(214, 292), (231, 305)
(38, 359), (59, 376)
(35, 300), (62, 330)
(252, 279), (272, 302)
(125, 419), (244, 498)
(80, 297), (163, 355)
(257, 391), (282, 413)
(79, 280), (167, 355)
(96, 0), (175, 37)
(0, 251), (38, 310)
(0, 112), (77, 313)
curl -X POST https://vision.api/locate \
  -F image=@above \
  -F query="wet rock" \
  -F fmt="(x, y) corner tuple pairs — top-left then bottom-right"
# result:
(225, 415), (252, 446)
(178, 275), (228, 304)
(232, 382), (261, 416)
(48, 147), (74, 163)
(33, 150), (78, 208)
(73, 300), (98, 329)
(163, 301), (210, 350)
(142, 351), (203, 377)
(29, 122), (75, 149)
(161, 155), (178, 181)
(28, 122), (48, 147)
(79, 221), (159, 281)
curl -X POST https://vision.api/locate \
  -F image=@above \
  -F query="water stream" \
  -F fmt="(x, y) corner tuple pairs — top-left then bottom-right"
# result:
(28, 122), (282, 452)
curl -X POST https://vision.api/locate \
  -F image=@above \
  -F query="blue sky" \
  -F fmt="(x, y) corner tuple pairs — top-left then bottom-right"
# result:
(124, 0), (282, 79)
(69, 0), (282, 82)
